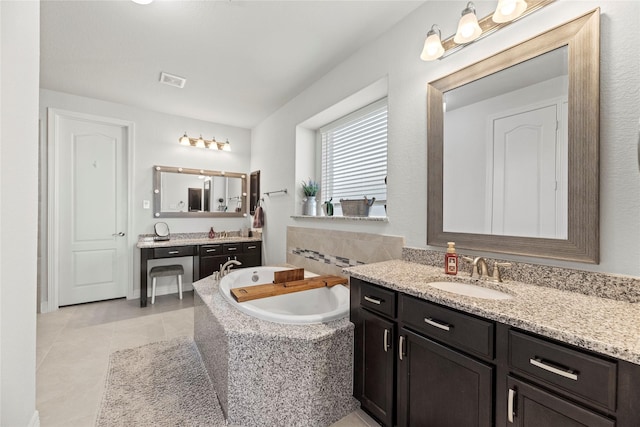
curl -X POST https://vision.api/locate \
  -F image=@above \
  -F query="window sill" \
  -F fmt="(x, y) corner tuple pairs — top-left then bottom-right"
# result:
(291, 215), (388, 223)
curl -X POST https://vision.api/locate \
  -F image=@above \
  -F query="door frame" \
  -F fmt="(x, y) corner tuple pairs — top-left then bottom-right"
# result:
(46, 108), (135, 312)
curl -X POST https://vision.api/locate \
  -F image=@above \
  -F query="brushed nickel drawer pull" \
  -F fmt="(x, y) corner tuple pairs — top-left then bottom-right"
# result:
(398, 335), (405, 361)
(206, 249), (217, 253)
(383, 329), (390, 353)
(168, 251), (179, 255)
(227, 247), (237, 251)
(508, 388), (516, 423)
(247, 245), (256, 249)
(364, 296), (382, 305)
(424, 317), (451, 331)
(530, 358), (578, 381)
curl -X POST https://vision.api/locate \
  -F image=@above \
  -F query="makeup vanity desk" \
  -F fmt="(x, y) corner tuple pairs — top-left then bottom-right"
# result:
(136, 233), (262, 307)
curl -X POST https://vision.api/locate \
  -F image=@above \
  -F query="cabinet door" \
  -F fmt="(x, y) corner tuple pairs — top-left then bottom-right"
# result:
(397, 328), (493, 427)
(359, 308), (395, 427)
(236, 243), (262, 268)
(506, 377), (615, 427)
(199, 254), (230, 278)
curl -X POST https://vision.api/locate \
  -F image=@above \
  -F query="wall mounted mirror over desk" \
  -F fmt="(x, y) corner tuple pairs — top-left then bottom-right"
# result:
(427, 9), (600, 263)
(153, 166), (248, 218)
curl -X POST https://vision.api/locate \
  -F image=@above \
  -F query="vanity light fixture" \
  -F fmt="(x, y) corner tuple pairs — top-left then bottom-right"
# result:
(420, 0), (555, 61)
(454, 2), (482, 44)
(131, 0), (153, 4)
(178, 132), (232, 151)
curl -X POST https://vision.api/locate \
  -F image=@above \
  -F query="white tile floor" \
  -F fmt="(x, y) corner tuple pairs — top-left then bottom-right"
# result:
(36, 292), (379, 427)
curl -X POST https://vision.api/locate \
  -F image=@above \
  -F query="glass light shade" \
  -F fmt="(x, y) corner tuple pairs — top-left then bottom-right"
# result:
(179, 133), (191, 146)
(420, 31), (445, 61)
(454, 9), (482, 44)
(220, 140), (231, 151)
(493, 0), (527, 23)
(195, 136), (205, 148)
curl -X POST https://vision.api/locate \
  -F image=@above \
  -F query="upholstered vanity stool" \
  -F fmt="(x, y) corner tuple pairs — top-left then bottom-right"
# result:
(149, 265), (184, 304)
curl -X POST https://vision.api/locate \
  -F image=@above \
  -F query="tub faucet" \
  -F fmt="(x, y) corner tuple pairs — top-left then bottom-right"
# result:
(220, 259), (242, 277)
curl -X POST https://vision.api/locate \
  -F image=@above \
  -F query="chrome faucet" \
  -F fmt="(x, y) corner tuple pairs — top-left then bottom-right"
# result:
(219, 259), (242, 277)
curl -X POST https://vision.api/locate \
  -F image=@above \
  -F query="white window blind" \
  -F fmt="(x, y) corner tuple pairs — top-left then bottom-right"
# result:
(320, 99), (388, 204)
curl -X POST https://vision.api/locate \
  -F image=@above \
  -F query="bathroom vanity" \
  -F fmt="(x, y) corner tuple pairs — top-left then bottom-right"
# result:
(137, 233), (261, 306)
(346, 259), (640, 427)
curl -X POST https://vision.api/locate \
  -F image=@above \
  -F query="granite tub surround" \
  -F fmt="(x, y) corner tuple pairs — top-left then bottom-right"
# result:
(193, 274), (359, 427)
(402, 247), (640, 302)
(137, 230), (262, 248)
(344, 259), (640, 365)
(287, 226), (404, 277)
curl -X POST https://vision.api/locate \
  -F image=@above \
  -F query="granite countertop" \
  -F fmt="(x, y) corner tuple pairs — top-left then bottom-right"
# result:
(344, 260), (640, 365)
(193, 275), (352, 341)
(136, 233), (261, 248)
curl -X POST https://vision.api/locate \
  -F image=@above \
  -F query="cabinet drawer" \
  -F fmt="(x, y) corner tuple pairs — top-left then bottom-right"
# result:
(509, 330), (617, 411)
(199, 244), (222, 256)
(360, 282), (396, 319)
(242, 242), (261, 253)
(223, 243), (242, 254)
(399, 294), (494, 359)
(153, 246), (195, 258)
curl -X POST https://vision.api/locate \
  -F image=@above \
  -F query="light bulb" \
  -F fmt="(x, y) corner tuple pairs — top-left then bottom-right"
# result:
(493, 0), (527, 23)
(454, 3), (482, 44)
(420, 25), (444, 61)
(195, 135), (205, 148)
(179, 132), (191, 146)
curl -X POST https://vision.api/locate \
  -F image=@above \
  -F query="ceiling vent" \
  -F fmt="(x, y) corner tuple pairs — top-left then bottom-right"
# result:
(159, 72), (186, 88)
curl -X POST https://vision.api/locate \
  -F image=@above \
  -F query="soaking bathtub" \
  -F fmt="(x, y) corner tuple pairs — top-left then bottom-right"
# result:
(218, 266), (349, 324)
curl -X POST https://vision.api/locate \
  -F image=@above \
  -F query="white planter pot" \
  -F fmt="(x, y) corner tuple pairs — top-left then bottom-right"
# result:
(304, 198), (317, 216)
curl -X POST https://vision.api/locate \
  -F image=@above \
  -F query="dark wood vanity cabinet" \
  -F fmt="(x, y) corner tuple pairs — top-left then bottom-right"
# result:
(199, 242), (262, 278)
(350, 277), (640, 427)
(352, 278), (493, 427)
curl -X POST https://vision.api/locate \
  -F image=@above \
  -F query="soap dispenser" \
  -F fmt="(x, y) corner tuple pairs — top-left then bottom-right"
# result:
(445, 242), (458, 275)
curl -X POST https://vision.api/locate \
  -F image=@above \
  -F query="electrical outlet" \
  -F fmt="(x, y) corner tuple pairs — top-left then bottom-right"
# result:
(143, 200), (150, 209)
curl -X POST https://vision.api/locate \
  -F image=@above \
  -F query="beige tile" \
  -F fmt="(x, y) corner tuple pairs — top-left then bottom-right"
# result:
(37, 381), (104, 427)
(331, 411), (372, 427)
(355, 409), (382, 426)
(109, 322), (167, 351)
(47, 413), (97, 427)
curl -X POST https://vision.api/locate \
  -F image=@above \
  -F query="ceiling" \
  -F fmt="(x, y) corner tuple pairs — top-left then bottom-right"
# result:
(40, 0), (425, 129)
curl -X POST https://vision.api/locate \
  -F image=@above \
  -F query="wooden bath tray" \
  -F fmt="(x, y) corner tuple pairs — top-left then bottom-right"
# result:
(230, 275), (347, 303)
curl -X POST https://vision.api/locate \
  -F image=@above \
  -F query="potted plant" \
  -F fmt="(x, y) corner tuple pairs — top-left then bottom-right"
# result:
(301, 179), (319, 216)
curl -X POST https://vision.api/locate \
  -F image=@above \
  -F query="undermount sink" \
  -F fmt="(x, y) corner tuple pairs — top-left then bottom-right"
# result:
(427, 281), (513, 300)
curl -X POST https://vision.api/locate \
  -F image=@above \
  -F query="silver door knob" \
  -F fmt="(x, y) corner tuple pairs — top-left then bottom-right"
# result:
(112, 232), (126, 237)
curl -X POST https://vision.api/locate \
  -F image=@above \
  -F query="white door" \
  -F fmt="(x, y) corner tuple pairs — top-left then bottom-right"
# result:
(53, 112), (129, 306)
(491, 104), (564, 239)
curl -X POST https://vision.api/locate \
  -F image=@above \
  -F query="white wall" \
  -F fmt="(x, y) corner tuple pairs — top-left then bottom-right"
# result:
(1, 1), (40, 426)
(39, 89), (253, 300)
(252, 1), (640, 277)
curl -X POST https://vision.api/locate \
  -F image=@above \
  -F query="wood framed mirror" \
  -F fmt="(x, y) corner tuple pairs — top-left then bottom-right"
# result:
(153, 166), (248, 218)
(427, 9), (599, 263)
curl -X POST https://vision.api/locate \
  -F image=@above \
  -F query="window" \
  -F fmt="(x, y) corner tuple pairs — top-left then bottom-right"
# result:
(320, 99), (388, 208)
